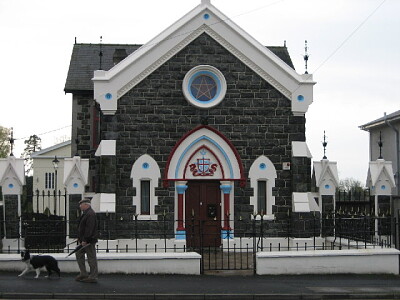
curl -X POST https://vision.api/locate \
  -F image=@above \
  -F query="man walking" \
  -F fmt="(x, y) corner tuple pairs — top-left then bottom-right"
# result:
(75, 198), (98, 283)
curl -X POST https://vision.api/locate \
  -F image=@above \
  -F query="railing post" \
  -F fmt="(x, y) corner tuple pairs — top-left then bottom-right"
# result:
(163, 211), (167, 252)
(134, 214), (138, 253)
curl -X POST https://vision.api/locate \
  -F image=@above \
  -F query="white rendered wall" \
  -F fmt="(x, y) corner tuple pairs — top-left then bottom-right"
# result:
(0, 252), (201, 275)
(256, 248), (399, 275)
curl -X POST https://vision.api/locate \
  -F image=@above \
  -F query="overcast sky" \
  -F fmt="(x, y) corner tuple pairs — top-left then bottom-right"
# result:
(1, 0), (399, 183)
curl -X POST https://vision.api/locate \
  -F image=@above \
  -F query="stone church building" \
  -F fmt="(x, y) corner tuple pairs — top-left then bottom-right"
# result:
(64, 0), (316, 246)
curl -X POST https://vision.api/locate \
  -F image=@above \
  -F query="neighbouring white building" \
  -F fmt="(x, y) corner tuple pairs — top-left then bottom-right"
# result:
(360, 110), (400, 197)
(30, 140), (71, 215)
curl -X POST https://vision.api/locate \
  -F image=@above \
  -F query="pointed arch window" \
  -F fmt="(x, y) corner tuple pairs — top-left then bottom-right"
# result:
(249, 156), (277, 219)
(131, 155), (161, 220)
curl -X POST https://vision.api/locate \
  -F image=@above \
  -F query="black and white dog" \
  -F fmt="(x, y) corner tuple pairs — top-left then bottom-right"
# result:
(19, 251), (61, 278)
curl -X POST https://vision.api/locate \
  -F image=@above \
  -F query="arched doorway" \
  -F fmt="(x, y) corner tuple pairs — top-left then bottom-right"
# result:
(185, 180), (221, 248)
(163, 125), (245, 244)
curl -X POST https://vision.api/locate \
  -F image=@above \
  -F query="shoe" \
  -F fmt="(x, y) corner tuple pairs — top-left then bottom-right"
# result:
(75, 274), (88, 281)
(81, 277), (97, 283)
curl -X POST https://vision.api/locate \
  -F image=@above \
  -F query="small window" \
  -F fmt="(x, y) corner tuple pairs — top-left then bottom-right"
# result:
(257, 180), (267, 214)
(131, 154), (161, 219)
(45, 172), (55, 189)
(92, 104), (101, 149)
(140, 180), (150, 215)
(249, 156), (277, 218)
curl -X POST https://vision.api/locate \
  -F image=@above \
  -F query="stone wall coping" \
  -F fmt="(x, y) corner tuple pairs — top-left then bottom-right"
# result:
(257, 248), (400, 258)
(0, 252), (201, 262)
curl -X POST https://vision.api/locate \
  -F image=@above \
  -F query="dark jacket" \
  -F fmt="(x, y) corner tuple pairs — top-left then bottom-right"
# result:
(77, 206), (98, 244)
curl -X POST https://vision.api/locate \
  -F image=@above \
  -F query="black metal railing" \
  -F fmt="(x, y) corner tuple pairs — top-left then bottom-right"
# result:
(3, 214), (396, 252)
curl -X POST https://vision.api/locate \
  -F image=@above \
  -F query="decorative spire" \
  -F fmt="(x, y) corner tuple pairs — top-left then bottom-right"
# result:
(322, 130), (328, 159)
(303, 40), (309, 74)
(201, 0), (211, 4)
(9, 127), (14, 156)
(378, 131), (383, 159)
(99, 36), (103, 70)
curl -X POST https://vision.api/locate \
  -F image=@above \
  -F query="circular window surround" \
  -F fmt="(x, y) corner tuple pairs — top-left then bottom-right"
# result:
(182, 65), (227, 109)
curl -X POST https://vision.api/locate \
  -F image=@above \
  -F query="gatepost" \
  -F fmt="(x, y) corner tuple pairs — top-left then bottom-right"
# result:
(0, 156), (25, 251)
(63, 155), (89, 244)
(312, 158), (340, 236)
(366, 158), (396, 238)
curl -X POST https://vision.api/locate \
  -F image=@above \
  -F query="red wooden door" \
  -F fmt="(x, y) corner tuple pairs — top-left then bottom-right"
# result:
(185, 181), (221, 247)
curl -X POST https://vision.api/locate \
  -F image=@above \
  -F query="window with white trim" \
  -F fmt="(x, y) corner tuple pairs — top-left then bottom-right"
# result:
(45, 172), (55, 189)
(249, 156), (277, 219)
(140, 180), (150, 215)
(130, 154), (160, 220)
(257, 180), (267, 215)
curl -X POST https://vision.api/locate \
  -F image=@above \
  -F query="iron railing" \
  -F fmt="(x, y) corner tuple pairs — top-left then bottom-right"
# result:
(1, 213), (395, 253)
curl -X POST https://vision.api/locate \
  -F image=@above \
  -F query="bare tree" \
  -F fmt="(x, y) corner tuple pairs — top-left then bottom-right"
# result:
(339, 177), (365, 193)
(22, 135), (42, 175)
(0, 126), (11, 158)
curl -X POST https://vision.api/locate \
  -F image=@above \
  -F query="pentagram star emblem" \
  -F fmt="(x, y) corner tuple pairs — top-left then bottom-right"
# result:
(191, 75), (217, 101)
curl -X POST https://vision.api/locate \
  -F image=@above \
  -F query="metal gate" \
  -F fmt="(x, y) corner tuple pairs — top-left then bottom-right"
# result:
(186, 219), (255, 274)
(22, 213), (66, 251)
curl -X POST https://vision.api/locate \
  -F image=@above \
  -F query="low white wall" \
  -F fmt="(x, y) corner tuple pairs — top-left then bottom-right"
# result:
(0, 252), (201, 275)
(256, 248), (400, 275)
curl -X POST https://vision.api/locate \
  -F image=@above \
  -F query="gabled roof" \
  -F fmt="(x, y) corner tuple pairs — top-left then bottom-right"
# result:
(64, 44), (141, 93)
(367, 159), (396, 188)
(90, 0), (315, 115)
(64, 44), (294, 93)
(313, 159), (340, 188)
(30, 140), (71, 158)
(63, 156), (89, 187)
(360, 110), (400, 131)
(0, 156), (25, 186)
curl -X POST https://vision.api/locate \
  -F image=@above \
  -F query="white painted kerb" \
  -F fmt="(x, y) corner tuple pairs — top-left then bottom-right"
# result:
(256, 248), (400, 275)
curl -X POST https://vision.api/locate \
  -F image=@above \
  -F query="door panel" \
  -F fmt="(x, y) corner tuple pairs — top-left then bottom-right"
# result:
(185, 181), (221, 247)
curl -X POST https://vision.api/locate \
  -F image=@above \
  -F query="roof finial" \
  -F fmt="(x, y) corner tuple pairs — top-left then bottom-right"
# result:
(99, 36), (103, 70)
(322, 130), (328, 159)
(303, 40), (309, 74)
(201, 0), (211, 4)
(378, 131), (383, 159)
(9, 127), (14, 156)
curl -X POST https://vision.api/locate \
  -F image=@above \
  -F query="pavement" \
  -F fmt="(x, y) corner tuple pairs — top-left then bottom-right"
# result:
(1, 271), (400, 299)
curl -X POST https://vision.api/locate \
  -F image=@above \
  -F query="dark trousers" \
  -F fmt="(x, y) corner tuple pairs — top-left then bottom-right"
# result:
(75, 243), (98, 279)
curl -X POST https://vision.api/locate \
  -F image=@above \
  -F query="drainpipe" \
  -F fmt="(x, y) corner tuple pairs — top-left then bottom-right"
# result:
(384, 113), (400, 196)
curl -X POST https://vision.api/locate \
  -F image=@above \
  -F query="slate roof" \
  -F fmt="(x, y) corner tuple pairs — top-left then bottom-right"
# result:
(64, 43), (295, 93)
(359, 110), (400, 131)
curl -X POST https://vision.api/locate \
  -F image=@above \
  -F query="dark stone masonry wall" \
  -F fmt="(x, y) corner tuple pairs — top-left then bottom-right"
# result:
(4, 195), (19, 238)
(77, 33), (311, 237)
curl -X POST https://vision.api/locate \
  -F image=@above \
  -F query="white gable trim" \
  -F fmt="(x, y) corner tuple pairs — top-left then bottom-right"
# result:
(0, 156), (25, 193)
(93, 2), (315, 115)
(313, 159), (340, 189)
(367, 159), (396, 188)
(63, 156), (89, 193)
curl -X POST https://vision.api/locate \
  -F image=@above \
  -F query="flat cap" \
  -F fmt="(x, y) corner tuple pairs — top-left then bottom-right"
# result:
(79, 198), (91, 204)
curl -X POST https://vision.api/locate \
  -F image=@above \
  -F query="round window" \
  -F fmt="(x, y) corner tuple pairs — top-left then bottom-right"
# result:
(183, 65), (226, 108)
